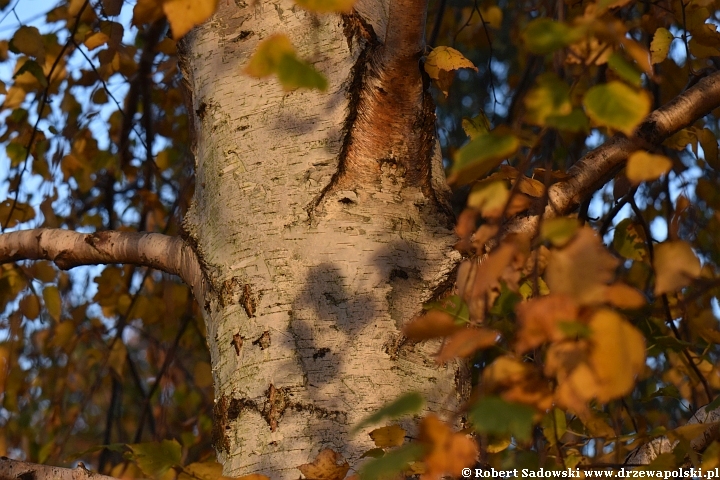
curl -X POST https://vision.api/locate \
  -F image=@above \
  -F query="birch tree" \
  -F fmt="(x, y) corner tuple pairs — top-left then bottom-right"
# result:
(1, 0), (720, 479)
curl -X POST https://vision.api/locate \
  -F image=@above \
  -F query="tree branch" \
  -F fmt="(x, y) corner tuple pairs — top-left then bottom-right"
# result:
(504, 70), (720, 238)
(625, 403), (720, 465)
(0, 457), (118, 480)
(0, 229), (205, 302)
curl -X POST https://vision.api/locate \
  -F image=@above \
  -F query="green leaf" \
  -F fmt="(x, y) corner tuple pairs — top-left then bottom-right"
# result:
(276, 53), (328, 91)
(524, 73), (572, 125)
(523, 19), (584, 54)
(583, 81), (650, 135)
(612, 218), (645, 261)
(245, 34), (327, 91)
(540, 217), (580, 247)
(423, 295), (470, 324)
(541, 408), (567, 445)
(546, 108), (589, 133)
(468, 396), (535, 442)
(359, 443), (425, 480)
(607, 52), (642, 88)
(462, 112), (490, 139)
(128, 439), (182, 478)
(449, 130), (519, 185)
(353, 392), (424, 433)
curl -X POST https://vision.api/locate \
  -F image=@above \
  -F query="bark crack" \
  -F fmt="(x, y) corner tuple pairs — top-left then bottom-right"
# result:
(213, 389), (348, 450)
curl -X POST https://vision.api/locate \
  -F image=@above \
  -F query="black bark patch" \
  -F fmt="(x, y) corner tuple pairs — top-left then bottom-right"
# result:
(313, 347), (331, 359)
(389, 268), (409, 280)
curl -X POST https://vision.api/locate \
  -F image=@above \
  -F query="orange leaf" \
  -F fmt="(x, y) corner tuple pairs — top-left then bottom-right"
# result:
(515, 294), (579, 353)
(435, 328), (499, 363)
(404, 310), (463, 340)
(418, 415), (478, 479)
(297, 449), (349, 480)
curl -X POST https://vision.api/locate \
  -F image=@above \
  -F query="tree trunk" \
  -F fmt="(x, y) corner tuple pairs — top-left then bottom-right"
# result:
(176, 0), (464, 476)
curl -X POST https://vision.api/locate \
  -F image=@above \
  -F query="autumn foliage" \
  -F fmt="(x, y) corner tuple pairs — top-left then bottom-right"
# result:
(2, 0), (720, 478)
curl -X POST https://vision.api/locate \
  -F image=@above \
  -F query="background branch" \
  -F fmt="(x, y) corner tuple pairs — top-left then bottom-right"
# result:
(0, 229), (205, 302)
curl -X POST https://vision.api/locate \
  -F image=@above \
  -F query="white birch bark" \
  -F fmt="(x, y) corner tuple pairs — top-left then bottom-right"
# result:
(177, 1), (464, 477)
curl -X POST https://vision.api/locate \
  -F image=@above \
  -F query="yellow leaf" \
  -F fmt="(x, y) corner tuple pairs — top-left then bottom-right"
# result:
(480, 5), (502, 29)
(466, 181), (509, 219)
(517, 176), (545, 197)
(297, 449), (349, 480)
(369, 424), (406, 448)
(583, 81), (651, 136)
(43, 285), (62, 321)
(163, 0), (218, 39)
(651, 27), (674, 64)
(68, 0), (86, 15)
(133, 0), (165, 26)
(588, 309), (645, 402)
(545, 227), (620, 305)
(435, 328), (499, 363)
(653, 241), (701, 295)
(626, 151), (672, 185)
(294, 0), (355, 13)
(84, 32), (109, 51)
(424, 46), (477, 96)
(524, 73), (572, 126)
(603, 283), (646, 309)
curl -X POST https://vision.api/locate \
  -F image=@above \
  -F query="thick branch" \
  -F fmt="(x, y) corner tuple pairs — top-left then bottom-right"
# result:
(625, 403), (720, 465)
(0, 229), (205, 302)
(505, 70), (720, 237)
(384, 0), (429, 59)
(0, 457), (118, 480)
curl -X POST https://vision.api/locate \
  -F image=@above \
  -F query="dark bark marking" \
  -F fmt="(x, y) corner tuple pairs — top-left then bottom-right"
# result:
(265, 384), (287, 432)
(252, 331), (271, 350)
(313, 347), (330, 359)
(218, 277), (241, 308)
(240, 283), (257, 317)
(231, 332), (244, 355)
(305, 13), (380, 221)
(211, 395), (231, 453)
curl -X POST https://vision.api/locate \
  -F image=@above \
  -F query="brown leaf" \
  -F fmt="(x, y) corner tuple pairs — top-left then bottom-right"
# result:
(418, 415), (478, 479)
(297, 449), (350, 480)
(515, 294), (579, 353)
(545, 227), (619, 305)
(404, 310), (463, 340)
(435, 328), (499, 363)
(369, 424), (406, 448)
